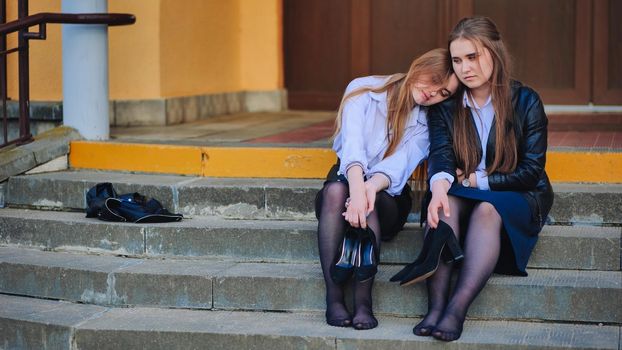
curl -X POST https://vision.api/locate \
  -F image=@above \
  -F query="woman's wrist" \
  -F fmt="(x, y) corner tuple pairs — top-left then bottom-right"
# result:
(366, 174), (389, 193)
(431, 177), (450, 194)
(469, 172), (477, 188)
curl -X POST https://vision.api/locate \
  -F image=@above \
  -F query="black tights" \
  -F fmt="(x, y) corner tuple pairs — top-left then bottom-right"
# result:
(416, 196), (502, 341)
(317, 181), (402, 329)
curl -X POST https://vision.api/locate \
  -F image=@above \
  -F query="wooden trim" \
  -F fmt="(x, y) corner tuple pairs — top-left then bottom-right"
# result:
(288, 91), (342, 110)
(540, 0), (591, 104)
(572, 0), (592, 104)
(593, 0), (622, 104)
(350, 0), (370, 78)
(453, 0), (474, 22)
(436, 0), (452, 47)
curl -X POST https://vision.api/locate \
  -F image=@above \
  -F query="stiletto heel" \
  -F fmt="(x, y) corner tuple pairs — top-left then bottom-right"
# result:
(330, 227), (358, 284)
(445, 232), (464, 262)
(354, 226), (378, 282)
(399, 221), (463, 286)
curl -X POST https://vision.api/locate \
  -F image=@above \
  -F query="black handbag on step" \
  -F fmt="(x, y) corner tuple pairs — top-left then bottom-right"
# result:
(86, 183), (183, 223)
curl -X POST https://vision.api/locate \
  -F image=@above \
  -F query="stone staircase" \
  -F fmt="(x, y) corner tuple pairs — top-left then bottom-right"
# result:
(0, 170), (621, 349)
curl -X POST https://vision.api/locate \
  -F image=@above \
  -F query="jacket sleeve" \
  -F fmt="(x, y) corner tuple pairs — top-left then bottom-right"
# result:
(338, 83), (370, 177)
(369, 114), (429, 196)
(427, 104), (457, 182)
(488, 90), (548, 191)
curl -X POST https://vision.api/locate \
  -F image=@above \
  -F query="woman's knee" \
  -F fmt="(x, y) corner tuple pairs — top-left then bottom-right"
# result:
(472, 202), (501, 221)
(321, 182), (348, 209)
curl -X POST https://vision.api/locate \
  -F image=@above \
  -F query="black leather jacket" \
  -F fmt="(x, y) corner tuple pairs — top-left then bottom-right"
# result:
(427, 81), (554, 227)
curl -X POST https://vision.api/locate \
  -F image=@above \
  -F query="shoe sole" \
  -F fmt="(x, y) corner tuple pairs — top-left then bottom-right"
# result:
(400, 248), (444, 286)
(399, 267), (437, 286)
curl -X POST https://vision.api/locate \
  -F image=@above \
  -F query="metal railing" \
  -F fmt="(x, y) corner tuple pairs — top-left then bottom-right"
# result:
(0, 0), (134, 149)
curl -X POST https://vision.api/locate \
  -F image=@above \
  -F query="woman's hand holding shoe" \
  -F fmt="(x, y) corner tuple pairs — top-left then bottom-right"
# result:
(427, 179), (451, 229)
(344, 166), (368, 228)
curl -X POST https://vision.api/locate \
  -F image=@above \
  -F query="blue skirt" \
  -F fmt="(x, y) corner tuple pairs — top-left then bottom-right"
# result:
(448, 185), (542, 276)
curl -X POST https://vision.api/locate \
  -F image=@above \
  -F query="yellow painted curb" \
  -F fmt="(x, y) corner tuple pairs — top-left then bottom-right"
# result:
(69, 141), (622, 183)
(69, 141), (203, 176)
(201, 147), (336, 178)
(545, 151), (622, 183)
(70, 141), (336, 179)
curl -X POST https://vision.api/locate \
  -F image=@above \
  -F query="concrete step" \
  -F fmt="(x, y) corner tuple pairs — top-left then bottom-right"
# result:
(0, 209), (619, 271)
(5, 170), (622, 225)
(1, 247), (620, 324)
(1, 294), (618, 350)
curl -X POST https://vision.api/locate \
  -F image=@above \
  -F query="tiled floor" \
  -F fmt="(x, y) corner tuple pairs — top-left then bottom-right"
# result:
(111, 111), (622, 152)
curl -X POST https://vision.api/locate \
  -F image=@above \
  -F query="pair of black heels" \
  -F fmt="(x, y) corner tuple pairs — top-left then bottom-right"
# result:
(390, 221), (463, 286)
(330, 226), (378, 284)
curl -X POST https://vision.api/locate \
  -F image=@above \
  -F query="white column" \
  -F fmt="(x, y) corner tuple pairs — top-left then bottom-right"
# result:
(62, 0), (109, 140)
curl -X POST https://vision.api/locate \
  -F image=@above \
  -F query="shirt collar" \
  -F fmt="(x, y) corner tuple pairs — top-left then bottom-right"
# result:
(369, 90), (387, 116)
(368, 90), (420, 128)
(462, 91), (492, 109)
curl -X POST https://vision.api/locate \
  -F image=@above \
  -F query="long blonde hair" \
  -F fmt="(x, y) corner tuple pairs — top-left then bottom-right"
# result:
(333, 48), (452, 158)
(449, 17), (517, 175)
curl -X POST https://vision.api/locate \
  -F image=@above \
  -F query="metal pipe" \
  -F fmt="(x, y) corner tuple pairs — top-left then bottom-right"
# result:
(1, 0), (7, 145)
(17, 0), (31, 143)
(0, 13), (135, 35)
(0, 0), (134, 148)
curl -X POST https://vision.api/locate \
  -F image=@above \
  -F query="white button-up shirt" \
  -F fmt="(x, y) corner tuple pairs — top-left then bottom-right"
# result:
(464, 92), (493, 190)
(429, 91), (493, 190)
(333, 76), (429, 196)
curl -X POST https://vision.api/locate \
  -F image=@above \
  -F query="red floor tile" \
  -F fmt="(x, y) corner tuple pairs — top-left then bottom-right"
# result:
(248, 120), (334, 143)
(547, 132), (566, 147)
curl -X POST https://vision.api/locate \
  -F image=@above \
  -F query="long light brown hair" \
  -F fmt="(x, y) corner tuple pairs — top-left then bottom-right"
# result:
(333, 48), (452, 159)
(449, 17), (517, 175)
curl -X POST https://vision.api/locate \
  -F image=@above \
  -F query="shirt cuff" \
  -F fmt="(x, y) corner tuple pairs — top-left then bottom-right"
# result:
(475, 170), (490, 190)
(344, 162), (364, 175)
(430, 172), (454, 187)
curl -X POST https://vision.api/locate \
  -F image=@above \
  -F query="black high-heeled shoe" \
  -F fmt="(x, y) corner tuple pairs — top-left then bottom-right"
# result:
(399, 221), (463, 286)
(330, 226), (359, 284)
(389, 224), (440, 282)
(354, 226), (378, 282)
(390, 230), (459, 283)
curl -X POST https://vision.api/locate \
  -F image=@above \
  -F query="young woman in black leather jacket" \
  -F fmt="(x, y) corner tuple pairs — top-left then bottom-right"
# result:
(410, 17), (554, 341)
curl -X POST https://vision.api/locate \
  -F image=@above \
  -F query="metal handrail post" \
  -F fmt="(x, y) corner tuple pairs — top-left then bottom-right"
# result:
(1, 0), (7, 145)
(17, 0), (31, 142)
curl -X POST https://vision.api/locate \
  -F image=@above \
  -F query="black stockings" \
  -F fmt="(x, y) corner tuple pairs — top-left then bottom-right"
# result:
(417, 196), (502, 341)
(317, 181), (400, 329)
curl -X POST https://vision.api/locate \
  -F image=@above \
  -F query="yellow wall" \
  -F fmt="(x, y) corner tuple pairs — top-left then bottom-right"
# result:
(160, 0), (241, 97)
(109, 1), (162, 100)
(5, 0), (282, 101)
(239, 0), (283, 91)
(6, 0), (62, 101)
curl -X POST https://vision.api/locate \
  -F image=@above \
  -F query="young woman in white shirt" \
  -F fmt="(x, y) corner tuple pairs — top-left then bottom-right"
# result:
(315, 48), (459, 330)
